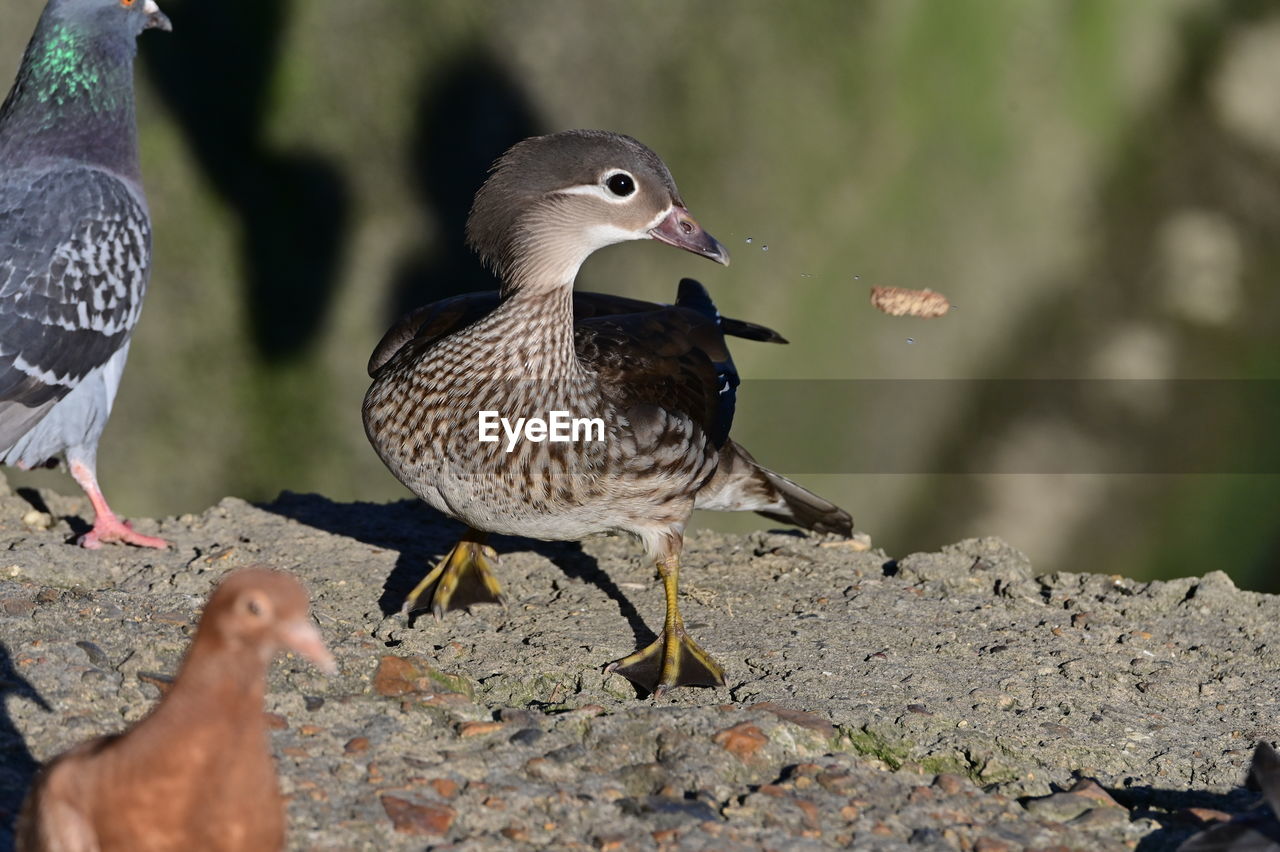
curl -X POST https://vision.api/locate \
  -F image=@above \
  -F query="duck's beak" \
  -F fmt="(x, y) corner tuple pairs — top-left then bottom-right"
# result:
(650, 206), (730, 267)
(143, 0), (173, 32)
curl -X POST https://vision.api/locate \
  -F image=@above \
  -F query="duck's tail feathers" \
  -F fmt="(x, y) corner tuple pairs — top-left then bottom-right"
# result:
(695, 441), (853, 537)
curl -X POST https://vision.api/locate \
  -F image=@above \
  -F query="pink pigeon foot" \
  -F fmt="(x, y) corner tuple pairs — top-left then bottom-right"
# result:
(79, 514), (168, 550)
(69, 461), (169, 550)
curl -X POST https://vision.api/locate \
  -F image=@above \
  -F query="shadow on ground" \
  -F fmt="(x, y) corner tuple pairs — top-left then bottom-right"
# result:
(0, 643), (48, 852)
(259, 492), (655, 651)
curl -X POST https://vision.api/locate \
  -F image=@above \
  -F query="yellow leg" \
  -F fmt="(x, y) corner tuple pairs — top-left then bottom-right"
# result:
(402, 529), (506, 619)
(606, 554), (725, 697)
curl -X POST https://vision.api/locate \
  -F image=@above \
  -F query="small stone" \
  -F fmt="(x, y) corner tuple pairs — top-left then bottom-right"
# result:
(21, 510), (53, 531)
(0, 597), (34, 616)
(908, 785), (934, 804)
(280, 746), (308, 759)
(500, 826), (530, 842)
(373, 655), (475, 698)
(526, 757), (577, 783)
(713, 722), (769, 761)
(510, 727), (544, 747)
(344, 737), (370, 754)
(1184, 807), (1233, 823)
(429, 778), (460, 799)
(263, 713), (288, 731)
(975, 837), (1013, 852)
(933, 773), (966, 795)
(906, 703), (932, 716)
(818, 771), (855, 794)
(1071, 806), (1129, 828)
(298, 724), (323, 736)
(381, 795), (456, 836)
(497, 707), (537, 726)
(35, 588), (60, 604)
(839, 803), (860, 820)
(1023, 791), (1092, 822)
(458, 720), (505, 738)
(1066, 778), (1122, 808)
(373, 656), (423, 696)
(595, 835), (626, 851)
(1071, 612), (1090, 627)
(304, 695), (325, 711)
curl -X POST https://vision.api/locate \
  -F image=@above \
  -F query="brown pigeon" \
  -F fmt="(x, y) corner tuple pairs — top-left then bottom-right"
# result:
(15, 568), (336, 852)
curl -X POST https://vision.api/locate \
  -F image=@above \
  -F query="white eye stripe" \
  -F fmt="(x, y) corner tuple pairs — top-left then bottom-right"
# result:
(555, 184), (633, 204)
(554, 169), (640, 204)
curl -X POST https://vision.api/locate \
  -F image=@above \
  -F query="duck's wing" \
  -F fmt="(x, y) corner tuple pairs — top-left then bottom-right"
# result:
(577, 279), (738, 449)
(367, 281), (784, 378)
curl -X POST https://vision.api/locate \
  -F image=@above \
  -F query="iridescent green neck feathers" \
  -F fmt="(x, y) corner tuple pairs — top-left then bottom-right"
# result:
(0, 10), (141, 177)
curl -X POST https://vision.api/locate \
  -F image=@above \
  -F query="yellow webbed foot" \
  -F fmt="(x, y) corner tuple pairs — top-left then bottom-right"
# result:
(402, 533), (505, 619)
(606, 627), (726, 698)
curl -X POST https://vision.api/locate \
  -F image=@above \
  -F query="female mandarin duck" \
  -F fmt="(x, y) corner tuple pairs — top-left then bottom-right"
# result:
(363, 130), (851, 696)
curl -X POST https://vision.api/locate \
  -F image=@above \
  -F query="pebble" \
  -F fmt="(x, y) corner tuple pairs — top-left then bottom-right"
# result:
(458, 720), (506, 738)
(713, 722), (769, 761)
(1023, 791), (1093, 822)
(380, 794), (456, 836)
(510, 727), (545, 746)
(21, 510), (52, 531)
(428, 777), (460, 799)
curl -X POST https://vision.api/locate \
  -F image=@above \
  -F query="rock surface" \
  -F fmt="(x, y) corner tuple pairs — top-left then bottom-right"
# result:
(0, 483), (1276, 850)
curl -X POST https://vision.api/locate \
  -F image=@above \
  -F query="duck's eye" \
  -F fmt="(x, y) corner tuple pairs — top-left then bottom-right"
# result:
(605, 173), (635, 197)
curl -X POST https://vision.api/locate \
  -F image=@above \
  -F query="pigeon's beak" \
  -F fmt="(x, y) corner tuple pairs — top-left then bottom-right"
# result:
(143, 0), (173, 32)
(279, 618), (337, 675)
(649, 206), (730, 267)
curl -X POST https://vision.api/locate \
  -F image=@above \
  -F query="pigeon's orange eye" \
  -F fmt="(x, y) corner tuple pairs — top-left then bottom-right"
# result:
(120, 0), (137, 7)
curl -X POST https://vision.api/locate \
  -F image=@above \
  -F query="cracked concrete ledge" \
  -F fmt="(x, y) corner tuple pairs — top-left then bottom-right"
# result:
(0, 485), (1275, 850)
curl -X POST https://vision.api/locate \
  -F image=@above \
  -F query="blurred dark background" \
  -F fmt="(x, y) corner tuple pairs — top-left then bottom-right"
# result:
(1, 0), (1277, 589)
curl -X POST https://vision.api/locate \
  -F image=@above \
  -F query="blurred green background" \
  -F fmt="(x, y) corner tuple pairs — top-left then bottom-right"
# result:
(2, 0), (1278, 588)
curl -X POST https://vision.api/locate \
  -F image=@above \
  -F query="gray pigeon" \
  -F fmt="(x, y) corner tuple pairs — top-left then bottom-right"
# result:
(0, 0), (170, 548)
